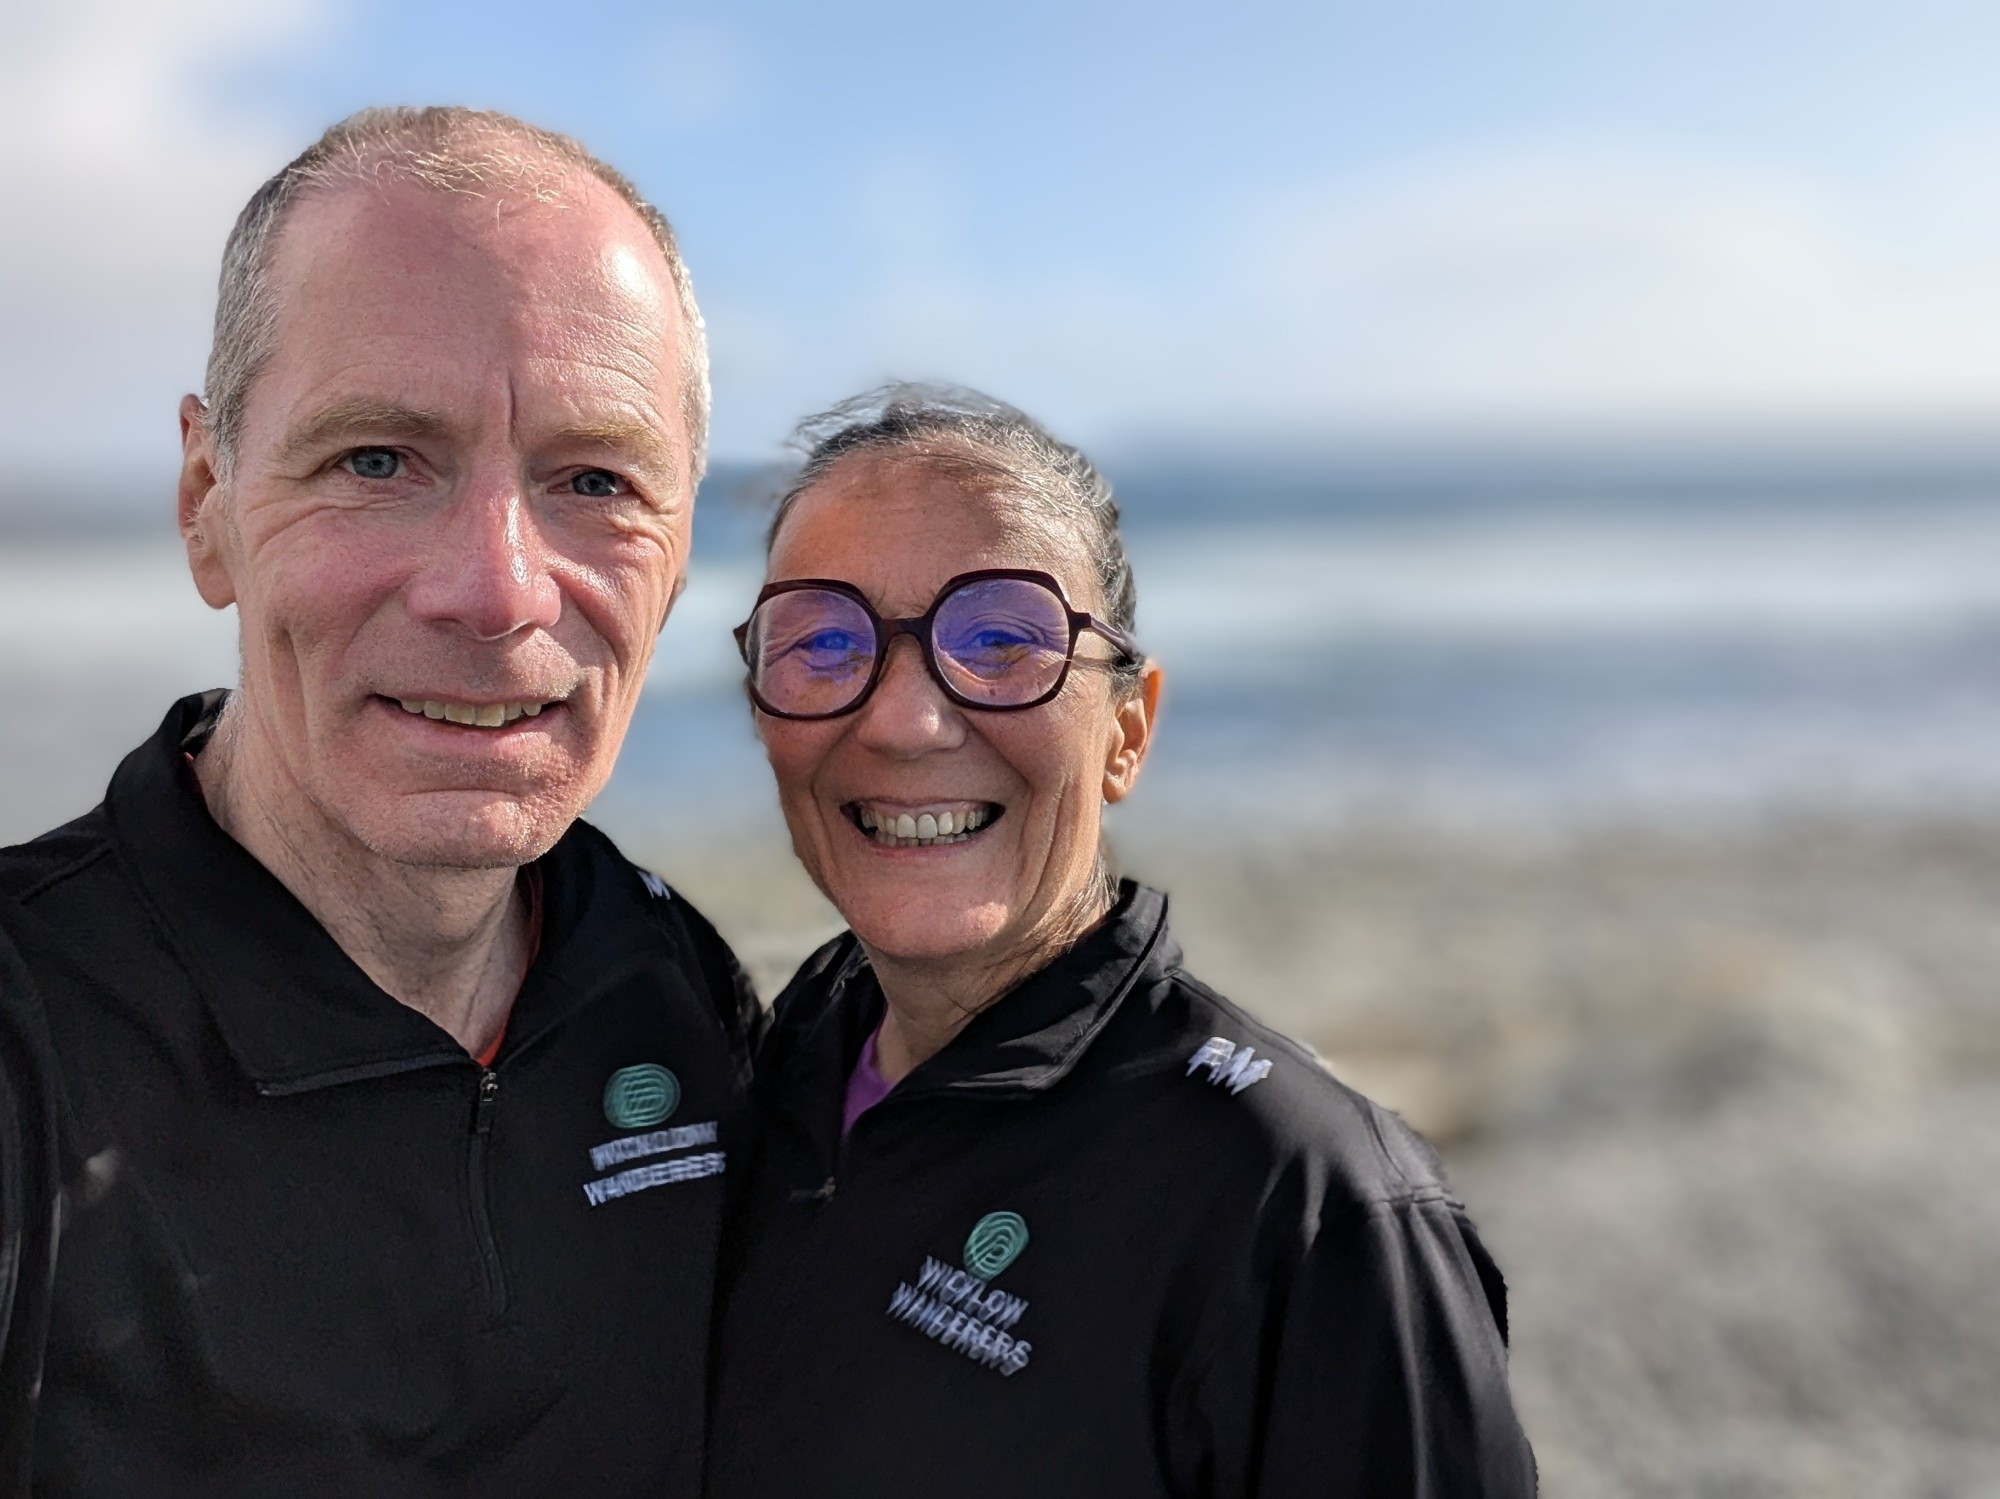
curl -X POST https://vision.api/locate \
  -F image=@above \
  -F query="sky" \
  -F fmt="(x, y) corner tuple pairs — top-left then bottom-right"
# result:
(6, 0), (2000, 496)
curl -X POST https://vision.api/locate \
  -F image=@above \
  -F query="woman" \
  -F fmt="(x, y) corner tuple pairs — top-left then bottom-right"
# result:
(706, 387), (1534, 1497)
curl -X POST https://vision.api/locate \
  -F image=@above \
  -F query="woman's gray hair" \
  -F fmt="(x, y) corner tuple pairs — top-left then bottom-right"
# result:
(769, 384), (1140, 675)
(204, 105), (709, 482)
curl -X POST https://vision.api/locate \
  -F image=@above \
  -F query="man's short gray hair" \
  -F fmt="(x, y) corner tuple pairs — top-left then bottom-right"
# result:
(204, 105), (709, 482)
(770, 383), (1140, 676)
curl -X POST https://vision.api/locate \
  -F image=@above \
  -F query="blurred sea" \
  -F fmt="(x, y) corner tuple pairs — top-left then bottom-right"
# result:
(6, 459), (2000, 847)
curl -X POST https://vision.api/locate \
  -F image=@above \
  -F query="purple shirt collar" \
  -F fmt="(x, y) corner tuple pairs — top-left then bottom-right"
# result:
(841, 1022), (895, 1136)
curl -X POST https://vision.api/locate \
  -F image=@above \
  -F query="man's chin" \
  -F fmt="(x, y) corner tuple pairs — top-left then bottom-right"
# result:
(344, 789), (582, 871)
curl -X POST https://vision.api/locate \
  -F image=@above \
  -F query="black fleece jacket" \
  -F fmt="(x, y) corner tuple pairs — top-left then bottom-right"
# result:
(0, 693), (760, 1497)
(707, 881), (1535, 1497)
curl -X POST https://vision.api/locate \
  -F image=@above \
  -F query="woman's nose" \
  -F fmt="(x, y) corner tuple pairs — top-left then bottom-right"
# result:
(850, 635), (966, 756)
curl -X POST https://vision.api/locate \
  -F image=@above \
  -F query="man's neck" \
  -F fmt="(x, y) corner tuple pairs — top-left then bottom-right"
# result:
(192, 714), (529, 1058)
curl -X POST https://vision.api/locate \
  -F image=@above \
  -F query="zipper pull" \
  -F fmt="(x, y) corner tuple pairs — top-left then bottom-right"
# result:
(788, 1175), (836, 1205)
(472, 1068), (500, 1135)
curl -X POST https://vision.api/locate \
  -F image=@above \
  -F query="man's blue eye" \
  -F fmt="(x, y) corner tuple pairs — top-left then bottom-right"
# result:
(571, 470), (622, 498)
(345, 449), (400, 479)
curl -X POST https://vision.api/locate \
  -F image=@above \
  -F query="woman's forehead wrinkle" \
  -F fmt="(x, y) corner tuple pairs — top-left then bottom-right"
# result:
(774, 470), (1090, 609)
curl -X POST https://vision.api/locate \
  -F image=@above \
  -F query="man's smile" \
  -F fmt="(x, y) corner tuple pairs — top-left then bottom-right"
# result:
(389, 694), (561, 729)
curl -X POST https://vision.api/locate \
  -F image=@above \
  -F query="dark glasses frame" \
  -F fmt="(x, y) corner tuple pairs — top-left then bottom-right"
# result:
(733, 567), (1143, 721)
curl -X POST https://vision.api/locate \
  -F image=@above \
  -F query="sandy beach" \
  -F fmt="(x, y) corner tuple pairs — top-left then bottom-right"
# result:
(638, 815), (2000, 1497)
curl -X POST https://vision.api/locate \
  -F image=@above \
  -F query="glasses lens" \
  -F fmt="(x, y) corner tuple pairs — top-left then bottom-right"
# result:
(747, 588), (879, 716)
(932, 576), (1072, 706)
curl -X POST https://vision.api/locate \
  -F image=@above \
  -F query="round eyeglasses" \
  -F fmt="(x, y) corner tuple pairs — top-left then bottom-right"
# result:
(733, 568), (1142, 721)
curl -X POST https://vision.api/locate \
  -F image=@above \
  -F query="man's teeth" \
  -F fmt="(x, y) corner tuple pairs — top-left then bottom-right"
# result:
(855, 805), (993, 847)
(396, 698), (549, 728)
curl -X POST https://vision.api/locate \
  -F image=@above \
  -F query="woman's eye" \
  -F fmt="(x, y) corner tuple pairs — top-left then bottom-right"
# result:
(971, 627), (1033, 650)
(787, 630), (870, 677)
(953, 618), (1046, 656)
(800, 630), (863, 658)
(343, 448), (401, 480)
(569, 469), (624, 498)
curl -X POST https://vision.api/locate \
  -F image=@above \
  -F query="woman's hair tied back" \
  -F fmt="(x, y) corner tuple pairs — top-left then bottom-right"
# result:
(768, 382), (1141, 682)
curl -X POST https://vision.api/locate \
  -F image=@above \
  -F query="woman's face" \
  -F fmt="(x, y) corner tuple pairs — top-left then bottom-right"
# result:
(756, 455), (1158, 972)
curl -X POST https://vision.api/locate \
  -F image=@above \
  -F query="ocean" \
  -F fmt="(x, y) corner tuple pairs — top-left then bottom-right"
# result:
(6, 467), (2000, 849)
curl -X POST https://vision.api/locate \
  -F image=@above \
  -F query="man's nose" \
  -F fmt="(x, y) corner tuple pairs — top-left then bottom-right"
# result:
(406, 477), (563, 640)
(850, 634), (966, 756)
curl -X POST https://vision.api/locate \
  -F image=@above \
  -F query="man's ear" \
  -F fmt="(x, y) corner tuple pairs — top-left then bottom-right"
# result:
(1102, 660), (1163, 805)
(178, 394), (237, 610)
(661, 567), (689, 632)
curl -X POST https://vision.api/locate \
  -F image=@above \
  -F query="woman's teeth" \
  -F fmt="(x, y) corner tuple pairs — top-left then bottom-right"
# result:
(854, 805), (994, 847)
(396, 698), (548, 728)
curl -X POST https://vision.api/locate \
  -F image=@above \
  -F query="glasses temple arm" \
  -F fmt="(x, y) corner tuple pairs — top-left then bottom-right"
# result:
(1084, 615), (1143, 663)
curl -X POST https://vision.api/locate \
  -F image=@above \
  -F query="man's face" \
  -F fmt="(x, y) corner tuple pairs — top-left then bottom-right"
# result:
(181, 175), (693, 869)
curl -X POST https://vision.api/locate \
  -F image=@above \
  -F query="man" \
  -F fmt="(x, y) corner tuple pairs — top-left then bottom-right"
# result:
(0, 107), (759, 1494)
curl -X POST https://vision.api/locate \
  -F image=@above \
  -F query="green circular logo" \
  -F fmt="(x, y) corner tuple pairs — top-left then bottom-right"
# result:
(603, 1064), (679, 1129)
(964, 1211), (1029, 1279)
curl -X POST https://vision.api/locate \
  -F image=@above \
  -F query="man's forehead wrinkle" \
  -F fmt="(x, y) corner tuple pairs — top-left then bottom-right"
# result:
(251, 175), (688, 483)
(275, 180), (644, 301)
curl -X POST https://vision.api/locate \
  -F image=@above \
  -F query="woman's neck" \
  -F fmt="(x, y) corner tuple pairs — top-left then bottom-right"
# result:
(864, 882), (1115, 1085)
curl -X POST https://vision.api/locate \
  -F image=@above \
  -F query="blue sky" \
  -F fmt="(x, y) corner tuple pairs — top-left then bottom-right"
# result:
(7, 0), (2000, 482)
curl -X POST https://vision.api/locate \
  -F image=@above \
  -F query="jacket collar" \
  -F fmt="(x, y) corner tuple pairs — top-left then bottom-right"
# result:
(771, 880), (1177, 1118)
(107, 692), (668, 1095)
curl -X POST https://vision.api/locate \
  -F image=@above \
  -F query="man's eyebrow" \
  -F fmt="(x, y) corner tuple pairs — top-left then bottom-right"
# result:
(552, 419), (683, 484)
(278, 400), (454, 463)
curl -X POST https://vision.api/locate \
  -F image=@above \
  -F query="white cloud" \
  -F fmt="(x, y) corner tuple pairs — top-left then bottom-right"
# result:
(710, 134), (2000, 455)
(0, 0), (323, 484)
(1222, 140), (2000, 432)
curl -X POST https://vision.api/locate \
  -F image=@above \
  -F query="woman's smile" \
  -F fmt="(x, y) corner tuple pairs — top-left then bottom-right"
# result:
(844, 801), (1002, 848)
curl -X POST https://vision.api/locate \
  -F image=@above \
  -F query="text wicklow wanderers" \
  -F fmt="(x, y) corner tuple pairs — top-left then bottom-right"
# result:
(886, 1257), (1033, 1376)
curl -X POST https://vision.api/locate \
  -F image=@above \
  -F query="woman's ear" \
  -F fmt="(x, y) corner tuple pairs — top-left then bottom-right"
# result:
(1102, 660), (1163, 805)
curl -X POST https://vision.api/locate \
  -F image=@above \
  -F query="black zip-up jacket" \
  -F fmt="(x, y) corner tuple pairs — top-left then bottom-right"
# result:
(0, 693), (760, 1496)
(707, 882), (1535, 1497)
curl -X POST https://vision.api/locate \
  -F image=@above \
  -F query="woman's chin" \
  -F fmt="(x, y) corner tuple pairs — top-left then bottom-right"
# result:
(844, 899), (1014, 969)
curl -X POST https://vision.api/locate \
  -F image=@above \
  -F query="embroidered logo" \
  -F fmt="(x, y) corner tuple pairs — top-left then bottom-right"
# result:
(964, 1210), (1030, 1278)
(603, 1064), (680, 1129)
(1187, 1036), (1273, 1095)
(885, 1213), (1035, 1377)
(638, 870), (672, 900)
